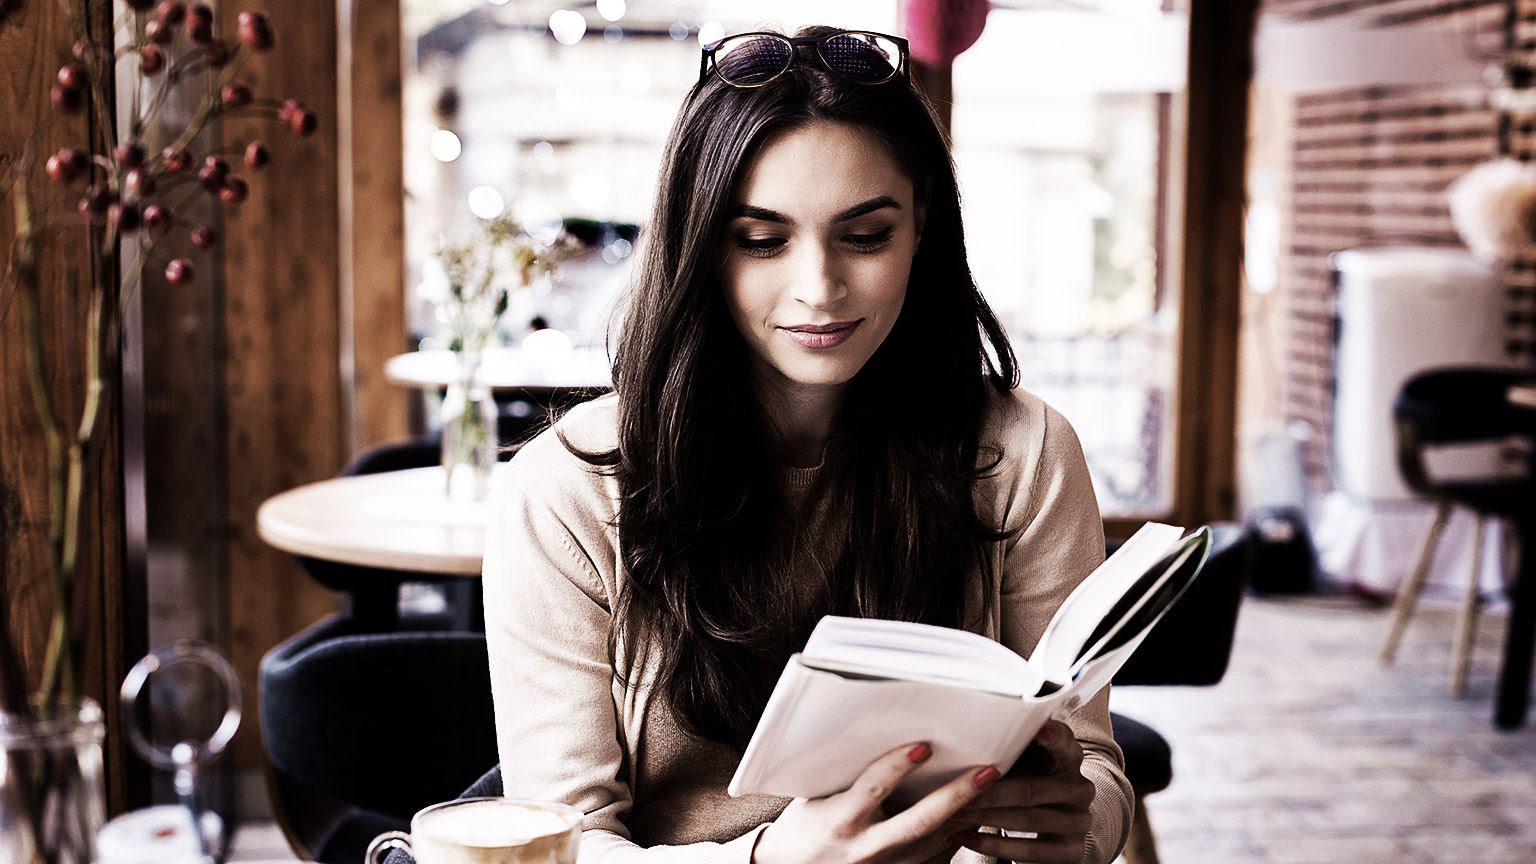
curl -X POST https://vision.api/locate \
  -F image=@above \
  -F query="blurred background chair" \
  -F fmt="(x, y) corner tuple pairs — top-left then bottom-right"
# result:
(1378, 366), (1536, 704)
(1110, 522), (1252, 864)
(259, 617), (499, 864)
(294, 432), (529, 632)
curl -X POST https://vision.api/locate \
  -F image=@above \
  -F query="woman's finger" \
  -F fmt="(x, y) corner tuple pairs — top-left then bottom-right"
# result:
(832, 741), (934, 819)
(868, 762), (998, 849)
(1024, 720), (1085, 774)
(962, 771), (1097, 814)
(950, 803), (1094, 837)
(950, 828), (1088, 864)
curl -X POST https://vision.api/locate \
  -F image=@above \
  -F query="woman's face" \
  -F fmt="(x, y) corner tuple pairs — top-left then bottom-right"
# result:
(720, 121), (924, 407)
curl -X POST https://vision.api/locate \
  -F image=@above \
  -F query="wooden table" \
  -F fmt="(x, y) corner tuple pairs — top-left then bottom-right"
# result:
(257, 467), (492, 628)
(256, 467), (487, 575)
(384, 346), (611, 394)
(256, 464), (485, 571)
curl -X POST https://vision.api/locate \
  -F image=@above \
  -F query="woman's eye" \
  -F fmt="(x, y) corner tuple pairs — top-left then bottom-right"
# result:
(844, 227), (895, 251)
(736, 236), (786, 258)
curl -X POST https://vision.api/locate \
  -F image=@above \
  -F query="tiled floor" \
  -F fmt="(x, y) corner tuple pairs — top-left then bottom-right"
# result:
(228, 594), (1536, 863)
(1111, 594), (1536, 864)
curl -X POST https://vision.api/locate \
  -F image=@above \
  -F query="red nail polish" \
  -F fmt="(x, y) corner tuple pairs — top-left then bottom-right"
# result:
(907, 743), (932, 764)
(1038, 724), (1057, 744)
(972, 765), (1000, 789)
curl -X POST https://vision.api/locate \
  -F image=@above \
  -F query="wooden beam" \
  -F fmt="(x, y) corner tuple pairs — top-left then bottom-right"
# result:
(1174, 0), (1260, 527)
(342, 0), (411, 451)
(219, 0), (345, 767)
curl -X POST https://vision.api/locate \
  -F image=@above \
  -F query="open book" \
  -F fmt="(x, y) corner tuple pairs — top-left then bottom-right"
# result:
(727, 522), (1212, 805)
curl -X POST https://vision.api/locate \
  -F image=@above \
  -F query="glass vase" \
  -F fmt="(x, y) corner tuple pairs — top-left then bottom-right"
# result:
(440, 351), (498, 502)
(0, 697), (107, 864)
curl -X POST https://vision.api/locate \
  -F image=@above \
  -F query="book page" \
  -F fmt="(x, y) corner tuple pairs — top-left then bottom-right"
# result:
(1030, 522), (1185, 685)
(802, 616), (1038, 697)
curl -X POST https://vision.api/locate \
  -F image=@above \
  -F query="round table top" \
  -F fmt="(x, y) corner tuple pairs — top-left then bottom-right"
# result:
(256, 467), (488, 576)
(385, 346), (611, 392)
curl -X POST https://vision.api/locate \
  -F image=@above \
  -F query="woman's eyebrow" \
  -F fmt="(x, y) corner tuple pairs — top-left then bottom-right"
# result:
(729, 196), (902, 226)
(832, 195), (900, 222)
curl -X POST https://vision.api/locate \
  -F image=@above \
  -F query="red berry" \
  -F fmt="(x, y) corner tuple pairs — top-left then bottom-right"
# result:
(126, 169), (156, 197)
(190, 225), (218, 249)
(144, 18), (174, 45)
(220, 80), (251, 106)
(281, 99), (318, 136)
(143, 204), (173, 232)
(202, 38), (230, 68)
(156, 0), (184, 23)
(108, 202), (142, 231)
(243, 140), (270, 169)
(198, 155), (228, 190)
(186, 3), (212, 41)
(45, 148), (86, 183)
(115, 142), (145, 168)
(51, 84), (83, 113)
(140, 45), (166, 74)
(164, 258), (194, 284)
(219, 175), (248, 203)
(71, 39), (109, 64)
(237, 11), (274, 51)
(160, 146), (191, 172)
(56, 63), (87, 90)
(79, 184), (116, 215)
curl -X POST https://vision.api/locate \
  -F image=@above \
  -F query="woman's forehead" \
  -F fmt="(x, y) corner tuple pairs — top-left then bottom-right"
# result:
(731, 121), (914, 216)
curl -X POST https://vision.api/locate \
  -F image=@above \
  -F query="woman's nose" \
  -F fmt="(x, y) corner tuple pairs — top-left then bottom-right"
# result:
(792, 244), (847, 309)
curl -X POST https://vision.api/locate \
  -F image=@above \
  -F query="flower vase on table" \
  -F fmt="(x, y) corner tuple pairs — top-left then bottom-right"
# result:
(441, 352), (498, 502)
(0, 699), (106, 864)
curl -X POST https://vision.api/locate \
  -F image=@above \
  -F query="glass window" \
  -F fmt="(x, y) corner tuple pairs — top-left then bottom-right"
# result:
(399, 0), (1188, 517)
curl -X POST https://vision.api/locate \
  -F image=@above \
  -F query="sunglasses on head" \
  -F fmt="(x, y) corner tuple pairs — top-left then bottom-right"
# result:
(699, 30), (910, 89)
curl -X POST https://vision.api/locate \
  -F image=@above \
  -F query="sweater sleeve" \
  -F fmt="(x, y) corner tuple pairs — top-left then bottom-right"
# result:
(481, 422), (769, 864)
(991, 395), (1133, 864)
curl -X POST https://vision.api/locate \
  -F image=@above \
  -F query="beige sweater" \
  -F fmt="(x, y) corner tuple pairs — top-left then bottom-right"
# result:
(481, 388), (1132, 864)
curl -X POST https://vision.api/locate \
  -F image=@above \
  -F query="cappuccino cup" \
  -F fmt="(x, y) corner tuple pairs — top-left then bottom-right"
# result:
(364, 797), (582, 864)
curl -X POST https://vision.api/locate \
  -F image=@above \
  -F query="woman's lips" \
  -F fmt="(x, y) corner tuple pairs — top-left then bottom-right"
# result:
(780, 320), (861, 349)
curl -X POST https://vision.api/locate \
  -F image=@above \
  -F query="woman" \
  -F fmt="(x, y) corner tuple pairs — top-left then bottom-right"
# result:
(482, 27), (1131, 864)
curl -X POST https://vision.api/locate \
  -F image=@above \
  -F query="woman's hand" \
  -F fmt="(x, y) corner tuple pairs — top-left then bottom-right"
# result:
(946, 720), (1097, 864)
(752, 742), (1000, 864)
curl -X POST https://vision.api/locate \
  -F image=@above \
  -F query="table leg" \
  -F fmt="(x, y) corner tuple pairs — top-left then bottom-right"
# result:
(1495, 513), (1536, 729)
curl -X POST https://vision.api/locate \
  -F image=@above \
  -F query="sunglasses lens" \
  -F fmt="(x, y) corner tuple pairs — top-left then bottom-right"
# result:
(713, 35), (793, 86)
(819, 33), (901, 83)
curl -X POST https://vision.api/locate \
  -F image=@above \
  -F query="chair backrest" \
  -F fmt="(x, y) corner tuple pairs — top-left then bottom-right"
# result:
(1113, 522), (1251, 686)
(260, 616), (499, 823)
(1395, 366), (1536, 445)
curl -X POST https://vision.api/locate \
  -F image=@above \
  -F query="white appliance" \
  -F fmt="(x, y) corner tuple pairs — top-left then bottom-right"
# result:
(1331, 247), (1508, 501)
(1317, 246), (1513, 596)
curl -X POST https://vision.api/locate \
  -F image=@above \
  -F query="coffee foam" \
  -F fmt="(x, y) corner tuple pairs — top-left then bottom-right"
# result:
(417, 800), (577, 847)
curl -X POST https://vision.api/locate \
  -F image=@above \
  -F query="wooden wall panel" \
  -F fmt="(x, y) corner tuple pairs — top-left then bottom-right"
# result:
(1263, 0), (1512, 493)
(345, 0), (411, 451)
(1501, 0), (1536, 362)
(0, 0), (133, 811)
(1283, 83), (1499, 487)
(219, 0), (344, 766)
(1265, 0), (1504, 24)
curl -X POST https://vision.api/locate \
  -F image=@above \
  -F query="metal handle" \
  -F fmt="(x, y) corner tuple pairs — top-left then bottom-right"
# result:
(365, 830), (412, 864)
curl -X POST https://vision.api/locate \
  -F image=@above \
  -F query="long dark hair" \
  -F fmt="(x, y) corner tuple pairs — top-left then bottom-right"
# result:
(572, 26), (1018, 751)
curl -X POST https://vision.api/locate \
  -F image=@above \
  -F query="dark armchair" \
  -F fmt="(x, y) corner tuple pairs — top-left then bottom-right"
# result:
(1110, 522), (1251, 864)
(259, 617), (500, 864)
